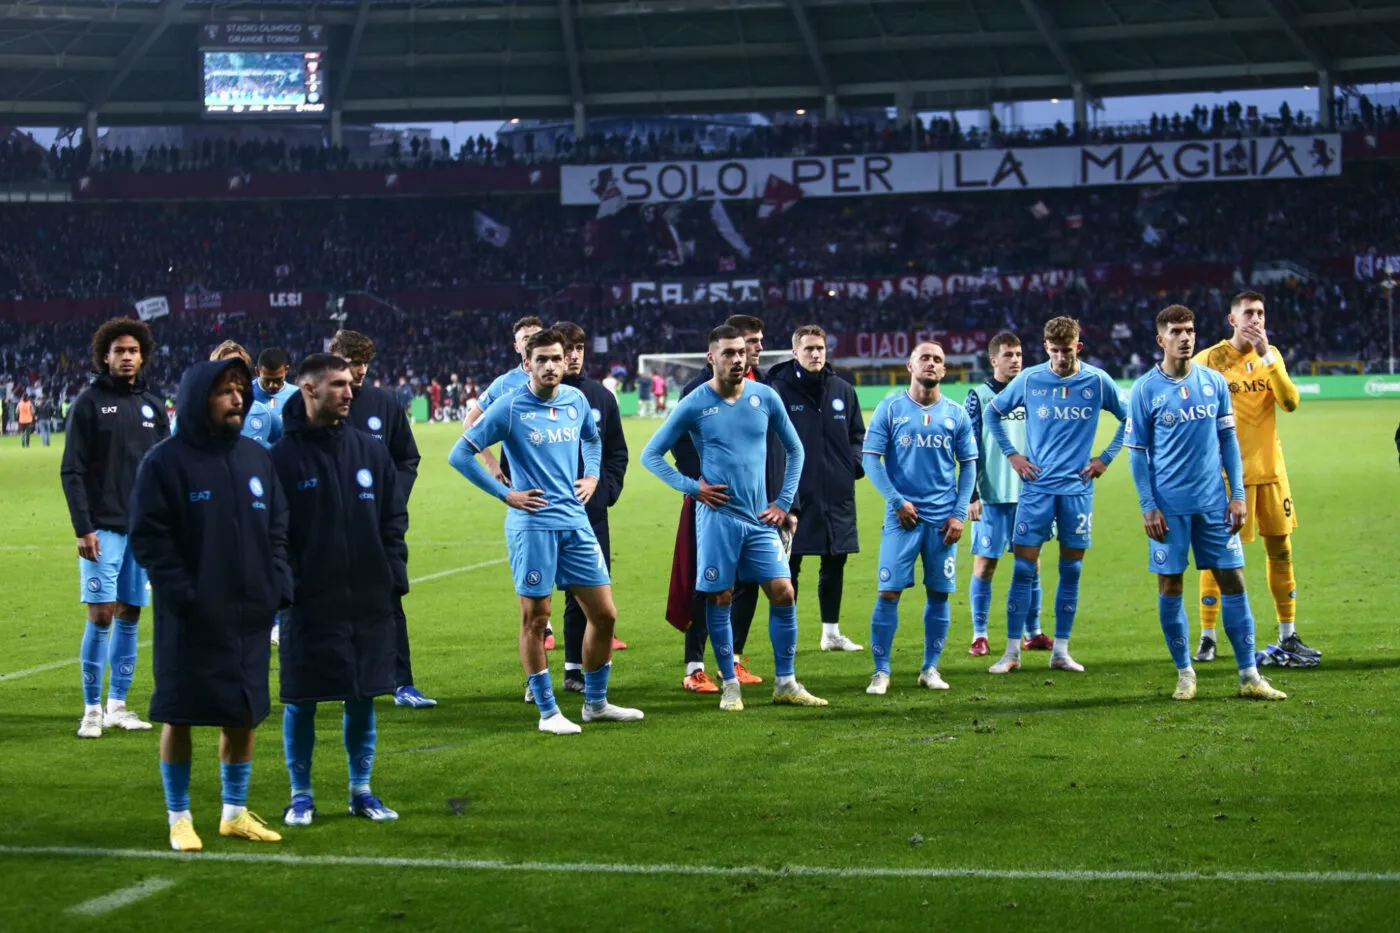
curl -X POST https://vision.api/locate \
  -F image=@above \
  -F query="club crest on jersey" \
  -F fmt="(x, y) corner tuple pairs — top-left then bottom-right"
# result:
(1202, 383), (1214, 397)
(591, 408), (602, 423)
(367, 416), (382, 431)
(1053, 386), (1069, 399)
(749, 395), (761, 408)
(943, 417), (956, 430)
(567, 405), (578, 420)
(141, 404), (155, 418)
(249, 477), (264, 497)
(1081, 387), (1094, 400)
(356, 468), (373, 488)
(832, 398), (845, 412)
(250, 417), (263, 431)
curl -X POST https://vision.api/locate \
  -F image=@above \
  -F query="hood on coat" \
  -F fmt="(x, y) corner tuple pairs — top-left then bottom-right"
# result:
(175, 358), (252, 452)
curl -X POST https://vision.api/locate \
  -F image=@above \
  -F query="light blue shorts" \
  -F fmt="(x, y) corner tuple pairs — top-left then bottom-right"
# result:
(695, 508), (790, 593)
(78, 530), (149, 606)
(877, 515), (959, 594)
(507, 526), (610, 598)
(1013, 490), (1094, 549)
(1148, 512), (1246, 576)
(970, 503), (1017, 559)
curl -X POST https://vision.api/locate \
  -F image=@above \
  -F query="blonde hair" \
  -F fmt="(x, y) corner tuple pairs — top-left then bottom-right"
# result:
(210, 340), (252, 366)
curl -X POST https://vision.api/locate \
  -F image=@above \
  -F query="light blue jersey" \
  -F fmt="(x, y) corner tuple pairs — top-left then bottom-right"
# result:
(463, 383), (598, 531)
(641, 380), (803, 525)
(253, 379), (298, 433)
(989, 362), (1127, 495)
(171, 399), (280, 449)
(478, 366), (530, 412)
(1125, 364), (1240, 515)
(863, 392), (978, 519)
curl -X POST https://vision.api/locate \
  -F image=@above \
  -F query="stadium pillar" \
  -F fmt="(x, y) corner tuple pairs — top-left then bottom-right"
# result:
(330, 109), (343, 147)
(1318, 70), (1334, 128)
(824, 94), (838, 122)
(1072, 82), (1087, 131)
(573, 101), (587, 139)
(82, 111), (98, 164)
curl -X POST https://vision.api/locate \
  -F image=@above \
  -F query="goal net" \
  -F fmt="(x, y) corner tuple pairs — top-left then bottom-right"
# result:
(636, 351), (795, 396)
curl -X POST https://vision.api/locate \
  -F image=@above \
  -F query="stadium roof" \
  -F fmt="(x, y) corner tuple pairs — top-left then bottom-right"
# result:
(2, 0), (1400, 126)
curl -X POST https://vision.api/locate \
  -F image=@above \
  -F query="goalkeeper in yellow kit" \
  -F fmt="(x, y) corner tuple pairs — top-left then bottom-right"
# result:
(1192, 291), (1319, 664)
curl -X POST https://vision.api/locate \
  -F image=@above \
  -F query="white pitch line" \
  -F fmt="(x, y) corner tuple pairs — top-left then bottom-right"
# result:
(0, 558), (503, 683)
(409, 557), (508, 584)
(65, 877), (175, 916)
(0, 640), (153, 683)
(0, 846), (1396, 885)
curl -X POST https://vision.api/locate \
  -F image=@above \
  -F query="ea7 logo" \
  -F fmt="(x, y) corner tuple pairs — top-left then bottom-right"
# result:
(188, 490), (211, 502)
(702, 407), (720, 416)
(101, 406), (118, 414)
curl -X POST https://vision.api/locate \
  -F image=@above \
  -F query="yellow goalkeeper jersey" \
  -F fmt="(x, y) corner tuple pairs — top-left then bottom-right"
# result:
(1193, 340), (1301, 485)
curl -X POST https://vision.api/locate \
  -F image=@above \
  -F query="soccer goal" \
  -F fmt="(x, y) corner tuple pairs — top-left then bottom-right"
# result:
(636, 350), (794, 391)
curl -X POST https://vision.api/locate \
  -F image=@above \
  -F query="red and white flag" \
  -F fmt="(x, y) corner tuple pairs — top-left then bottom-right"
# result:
(592, 168), (625, 219)
(757, 174), (802, 221)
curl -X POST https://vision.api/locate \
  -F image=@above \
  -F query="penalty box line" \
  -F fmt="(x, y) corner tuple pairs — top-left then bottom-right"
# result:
(0, 845), (1397, 885)
(0, 558), (506, 683)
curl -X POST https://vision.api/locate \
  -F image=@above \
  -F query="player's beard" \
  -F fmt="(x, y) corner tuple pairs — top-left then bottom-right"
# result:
(915, 375), (941, 389)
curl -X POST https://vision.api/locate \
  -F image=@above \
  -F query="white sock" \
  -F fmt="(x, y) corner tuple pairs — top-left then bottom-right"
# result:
(821, 623), (840, 639)
(221, 804), (246, 822)
(721, 676), (739, 687)
(84, 703), (102, 715)
(1177, 666), (1196, 678)
(1279, 622), (1296, 640)
(167, 809), (191, 827)
(106, 699), (126, 715)
(775, 675), (796, 687)
(1239, 666), (1260, 685)
(1201, 629), (1217, 643)
(686, 662), (704, 676)
(350, 784), (371, 797)
(1052, 637), (1070, 656)
(1004, 642), (1022, 659)
(564, 663), (582, 672)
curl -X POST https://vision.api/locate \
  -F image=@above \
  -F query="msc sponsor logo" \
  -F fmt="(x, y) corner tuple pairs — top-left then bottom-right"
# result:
(897, 432), (954, 449)
(1162, 403), (1219, 425)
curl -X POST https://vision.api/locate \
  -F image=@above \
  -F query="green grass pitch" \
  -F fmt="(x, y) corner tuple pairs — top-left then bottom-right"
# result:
(1, 400), (1398, 932)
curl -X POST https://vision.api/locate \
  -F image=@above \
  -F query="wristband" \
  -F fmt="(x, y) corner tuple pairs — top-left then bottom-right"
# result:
(1259, 350), (1276, 366)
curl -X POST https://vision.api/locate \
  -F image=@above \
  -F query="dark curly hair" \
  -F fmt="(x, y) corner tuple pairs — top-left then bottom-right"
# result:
(90, 317), (155, 373)
(327, 329), (376, 364)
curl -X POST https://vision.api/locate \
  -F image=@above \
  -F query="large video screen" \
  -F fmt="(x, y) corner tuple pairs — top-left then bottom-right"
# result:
(201, 50), (326, 117)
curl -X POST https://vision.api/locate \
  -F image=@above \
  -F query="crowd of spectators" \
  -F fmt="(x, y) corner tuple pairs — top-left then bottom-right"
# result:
(1, 163), (1395, 301)
(3, 93), (1396, 184)
(3, 278), (1393, 430)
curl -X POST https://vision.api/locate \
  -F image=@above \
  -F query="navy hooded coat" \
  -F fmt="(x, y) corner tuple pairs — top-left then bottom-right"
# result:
(129, 359), (292, 727)
(271, 390), (409, 704)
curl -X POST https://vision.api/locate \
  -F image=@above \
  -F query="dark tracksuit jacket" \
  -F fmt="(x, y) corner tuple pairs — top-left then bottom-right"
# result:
(345, 382), (421, 685)
(766, 360), (865, 556)
(271, 392), (409, 704)
(61, 372), (170, 537)
(129, 359), (292, 727)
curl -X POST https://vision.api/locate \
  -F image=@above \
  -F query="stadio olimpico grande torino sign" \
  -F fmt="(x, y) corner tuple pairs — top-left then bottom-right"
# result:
(561, 134), (1341, 205)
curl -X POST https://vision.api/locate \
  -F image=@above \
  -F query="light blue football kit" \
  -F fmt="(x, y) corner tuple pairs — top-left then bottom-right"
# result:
(450, 382), (610, 722)
(987, 362), (1127, 658)
(477, 366), (530, 412)
(642, 380), (804, 684)
(172, 399), (281, 449)
(252, 379), (298, 434)
(1126, 363), (1254, 672)
(862, 390), (978, 676)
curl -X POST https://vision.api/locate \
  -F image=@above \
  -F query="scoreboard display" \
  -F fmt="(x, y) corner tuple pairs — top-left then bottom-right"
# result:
(198, 23), (328, 118)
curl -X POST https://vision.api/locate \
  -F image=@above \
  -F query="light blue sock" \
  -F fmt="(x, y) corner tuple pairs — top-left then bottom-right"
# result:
(1220, 592), (1258, 672)
(220, 760), (251, 807)
(1026, 571), (1044, 636)
(79, 622), (110, 705)
(527, 669), (559, 718)
(344, 699), (376, 795)
(283, 702), (316, 797)
(1006, 558), (1036, 642)
(160, 760), (191, 812)
(870, 595), (900, 675)
(1159, 594), (1192, 670)
(769, 604), (798, 678)
(106, 620), (139, 702)
(969, 575), (992, 638)
(583, 661), (611, 708)
(1054, 560), (1083, 641)
(706, 601), (737, 682)
(922, 592), (951, 670)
